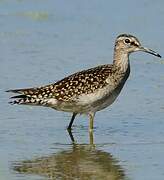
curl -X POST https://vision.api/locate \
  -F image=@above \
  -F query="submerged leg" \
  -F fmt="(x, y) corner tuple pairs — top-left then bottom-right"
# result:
(67, 113), (77, 130)
(89, 112), (95, 132)
(67, 128), (75, 143)
(89, 130), (94, 145)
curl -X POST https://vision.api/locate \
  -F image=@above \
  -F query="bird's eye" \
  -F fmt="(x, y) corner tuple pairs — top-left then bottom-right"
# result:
(124, 39), (130, 44)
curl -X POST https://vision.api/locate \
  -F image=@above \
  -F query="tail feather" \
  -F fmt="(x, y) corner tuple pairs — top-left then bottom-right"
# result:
(6, 86), (53, 106)
(9, 94), (32, 105)
(6, 87), (42, 105)
(8, 95), (43, 105)
(9, 98), (29, 105)
(6, 87), (38, 95)
(10, 94), (27, 99)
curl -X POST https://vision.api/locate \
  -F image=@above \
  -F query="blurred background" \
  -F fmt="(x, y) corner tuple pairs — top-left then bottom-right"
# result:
(0, 0), (164, 179)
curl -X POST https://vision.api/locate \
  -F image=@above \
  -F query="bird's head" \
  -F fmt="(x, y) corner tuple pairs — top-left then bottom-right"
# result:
(115, 34), (161, 58)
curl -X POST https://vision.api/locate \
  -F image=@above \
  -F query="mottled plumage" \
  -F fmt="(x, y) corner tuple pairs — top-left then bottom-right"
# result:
(8, 65), (113, 102)
(7, 34), (161, 132)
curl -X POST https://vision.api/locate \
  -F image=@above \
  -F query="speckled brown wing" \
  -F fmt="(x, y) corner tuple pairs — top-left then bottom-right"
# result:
(7, 64), (114, 104)
(46, 64), (114, 101)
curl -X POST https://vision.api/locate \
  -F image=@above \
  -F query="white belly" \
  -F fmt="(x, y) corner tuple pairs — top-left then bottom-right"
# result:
(75, 85), (120, 113)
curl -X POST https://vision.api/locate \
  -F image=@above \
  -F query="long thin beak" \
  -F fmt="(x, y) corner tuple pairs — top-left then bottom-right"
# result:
(139, 46), (161, 58)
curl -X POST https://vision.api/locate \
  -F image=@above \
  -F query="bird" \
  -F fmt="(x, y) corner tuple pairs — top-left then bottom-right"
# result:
(7, 34), (161, 132)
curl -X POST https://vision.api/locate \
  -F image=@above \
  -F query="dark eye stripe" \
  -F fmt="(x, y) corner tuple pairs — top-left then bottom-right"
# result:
(131, 41), (138, 47)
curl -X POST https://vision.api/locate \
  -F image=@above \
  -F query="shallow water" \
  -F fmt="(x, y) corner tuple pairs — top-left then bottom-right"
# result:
(1, 0), (164, 179)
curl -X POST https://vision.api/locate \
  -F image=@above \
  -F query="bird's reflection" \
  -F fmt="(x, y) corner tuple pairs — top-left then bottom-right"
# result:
(13, 131), (126, 180)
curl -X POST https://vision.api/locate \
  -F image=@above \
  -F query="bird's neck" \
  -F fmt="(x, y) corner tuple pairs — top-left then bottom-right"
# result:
(113, 49), (130, 72)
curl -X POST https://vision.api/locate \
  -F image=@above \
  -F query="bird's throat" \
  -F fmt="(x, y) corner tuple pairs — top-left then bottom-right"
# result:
(113, 50), (130, 72)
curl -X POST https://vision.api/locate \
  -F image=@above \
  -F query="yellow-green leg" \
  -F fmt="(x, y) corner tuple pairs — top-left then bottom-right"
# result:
(89, 130), (94, 145)
(89, 113), (95, 132)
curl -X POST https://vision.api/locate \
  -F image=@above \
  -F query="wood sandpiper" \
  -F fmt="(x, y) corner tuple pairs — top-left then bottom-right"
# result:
(7, 34), (161, 132)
